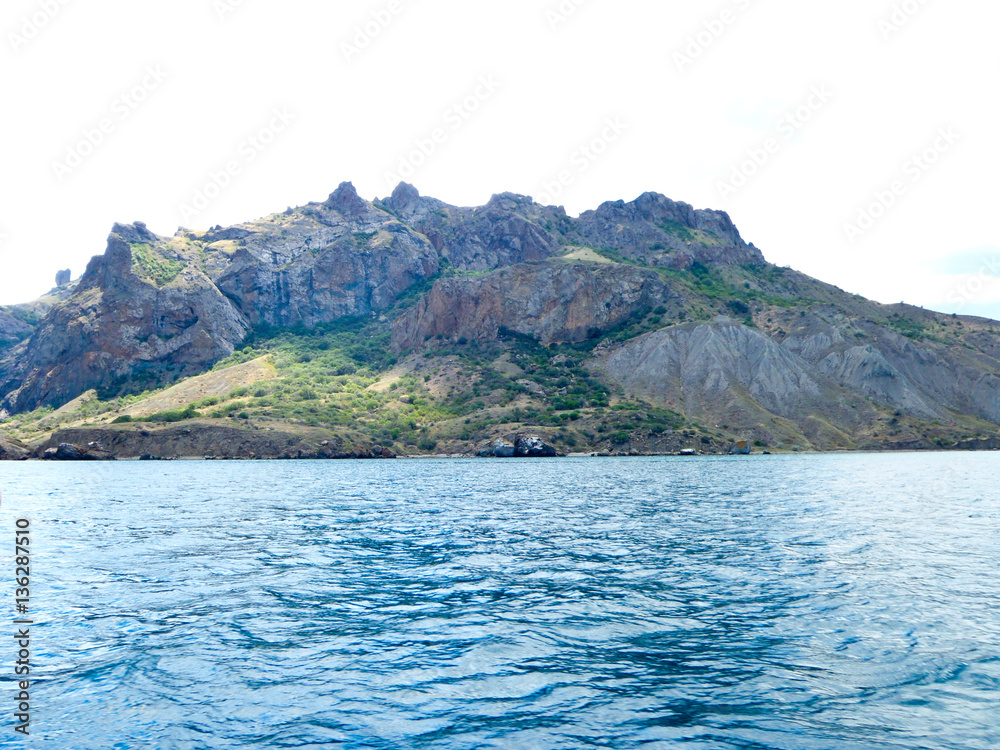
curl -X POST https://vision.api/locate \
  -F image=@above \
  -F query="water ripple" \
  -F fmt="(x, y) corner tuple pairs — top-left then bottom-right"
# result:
(1, 453), (998, 748)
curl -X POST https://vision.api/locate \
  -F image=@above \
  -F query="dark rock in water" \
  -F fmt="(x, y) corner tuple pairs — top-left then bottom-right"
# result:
(515, 435), (557, 458)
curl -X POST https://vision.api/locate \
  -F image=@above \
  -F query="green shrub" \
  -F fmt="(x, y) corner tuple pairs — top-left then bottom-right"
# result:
(143, 405), (201, 423)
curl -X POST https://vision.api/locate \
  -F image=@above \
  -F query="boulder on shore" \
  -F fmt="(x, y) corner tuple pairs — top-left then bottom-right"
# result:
(492, 440), (516, 458)
(476, 435), (556, 458)
(515, 435), (558, 458)
(41, 442), (118, 461)
(0, 433), (30, 461)
(730, 440), (752, 455)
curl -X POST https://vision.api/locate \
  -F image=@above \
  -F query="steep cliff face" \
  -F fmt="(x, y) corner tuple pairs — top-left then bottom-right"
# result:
(0, 310), (33, 352)
(210, 183), (440, 328)
(392, 260), (672, 350)
(0, 222), (251, 415)
(0, 281), (78, 356)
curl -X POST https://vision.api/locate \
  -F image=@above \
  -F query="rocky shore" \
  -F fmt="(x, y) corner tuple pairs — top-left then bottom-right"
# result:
(3, 423), (395, 461)
(3, 422), (997, 462)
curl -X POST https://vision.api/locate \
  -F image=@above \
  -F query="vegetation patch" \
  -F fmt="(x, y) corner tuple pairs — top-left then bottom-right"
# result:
(130, 243), (185, 287)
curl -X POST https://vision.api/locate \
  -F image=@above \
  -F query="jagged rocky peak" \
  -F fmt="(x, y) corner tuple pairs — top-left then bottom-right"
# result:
(573, 190), (763, 269)
(388, 181), (421, 208)
(592, 191), (734, 238)
(324, 181), (369, 217)
(110, 221), (158, 244)
(480, 192), (536, 213)
(380, 182), (446, 221)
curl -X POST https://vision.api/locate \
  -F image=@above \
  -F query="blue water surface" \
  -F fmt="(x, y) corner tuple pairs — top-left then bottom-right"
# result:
(0, 453), (998, 749)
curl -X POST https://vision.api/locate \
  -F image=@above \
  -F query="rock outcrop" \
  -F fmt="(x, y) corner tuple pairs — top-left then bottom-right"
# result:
(212, 182), (440, 328)
(392, 260), (671, 351)
(477, 438), (516, 458)
(381, 184), (563, 271)
(40, 442), (116, 461)
(574, 191), (764, 269)
(514, 434), (558, 457)
(475, 435), (557, 458)
(0, 432), (29, 460)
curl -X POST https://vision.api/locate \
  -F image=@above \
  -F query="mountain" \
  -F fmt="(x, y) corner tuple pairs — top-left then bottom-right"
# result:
(2, 182), (999, 459)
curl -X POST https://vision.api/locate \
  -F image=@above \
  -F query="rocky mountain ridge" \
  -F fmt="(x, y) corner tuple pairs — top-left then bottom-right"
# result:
(2, 182), (998, 457)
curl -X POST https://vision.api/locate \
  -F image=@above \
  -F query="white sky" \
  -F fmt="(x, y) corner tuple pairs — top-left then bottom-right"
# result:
(1, 0), (998, 318)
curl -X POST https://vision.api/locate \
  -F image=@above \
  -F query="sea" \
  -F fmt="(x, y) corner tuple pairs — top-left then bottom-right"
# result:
(0, 453), (997, 749)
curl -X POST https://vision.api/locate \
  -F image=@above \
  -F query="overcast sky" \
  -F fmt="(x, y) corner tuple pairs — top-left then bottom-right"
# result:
(2, 0), (998, 318)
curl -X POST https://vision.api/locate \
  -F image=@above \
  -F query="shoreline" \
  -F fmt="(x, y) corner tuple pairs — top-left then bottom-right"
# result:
(4, 445), (999, 462)
(4, 421), (999, 462)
